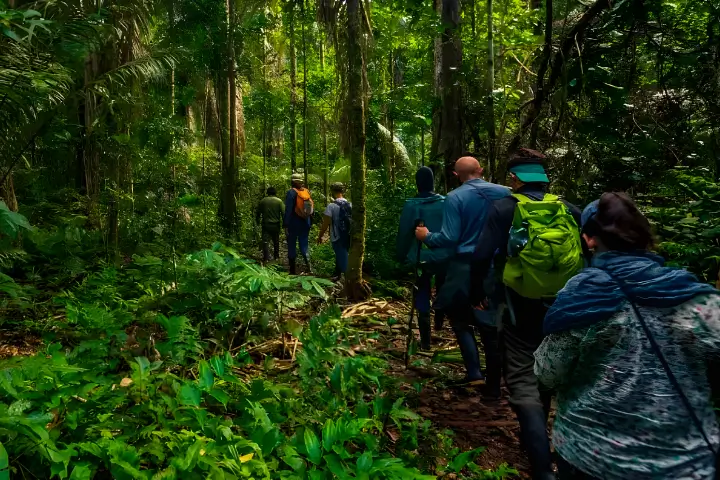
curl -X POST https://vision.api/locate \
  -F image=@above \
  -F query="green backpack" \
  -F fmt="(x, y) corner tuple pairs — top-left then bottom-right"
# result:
(502, 193), (583, 299)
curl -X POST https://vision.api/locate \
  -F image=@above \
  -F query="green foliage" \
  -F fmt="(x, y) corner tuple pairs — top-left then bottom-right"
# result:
(0, 304), (506, 479)
(645, 169), (720, 283)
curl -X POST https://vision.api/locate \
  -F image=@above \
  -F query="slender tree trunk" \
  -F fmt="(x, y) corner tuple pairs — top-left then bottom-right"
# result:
(262, 34), (268, 188)
(345, 0), (370, 300)
(289, 4), (298, 172)
(485, 0), (497, 179)
(219, 0), (238, 236)
(431, 0), (464, 191)
(0, 174), (18, 212)
(84, 53), (101, 229)
(320, 41), (329, 202)
(388, 52), (396, 185)
(301, 0), (309, 185)
(529, 0), (552, 148)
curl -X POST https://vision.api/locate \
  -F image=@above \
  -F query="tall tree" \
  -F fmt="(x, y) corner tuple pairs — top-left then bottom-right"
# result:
(301, 0), (309, 185)
(288, 2), (298, 172)
(431, 0), (464, 191)
(485, 0), (497, 179)
(318, 0), (372, 299)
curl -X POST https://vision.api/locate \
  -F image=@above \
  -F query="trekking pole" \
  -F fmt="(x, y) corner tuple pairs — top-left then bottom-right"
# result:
(404, 219), (424, 368)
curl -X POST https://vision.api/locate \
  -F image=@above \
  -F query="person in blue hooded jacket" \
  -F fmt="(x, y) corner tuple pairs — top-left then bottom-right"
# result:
(415, 156), (510, 390)
(396, 167), (451, 349)
(535, 192), (720, 480)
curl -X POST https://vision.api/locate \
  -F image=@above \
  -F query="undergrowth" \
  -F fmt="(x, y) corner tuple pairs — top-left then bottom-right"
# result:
(0, 206), (515, 480)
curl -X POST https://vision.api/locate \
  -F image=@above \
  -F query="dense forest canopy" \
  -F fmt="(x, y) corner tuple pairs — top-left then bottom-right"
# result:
(2, 0), (720, 282)
(0, 0), (719, 476)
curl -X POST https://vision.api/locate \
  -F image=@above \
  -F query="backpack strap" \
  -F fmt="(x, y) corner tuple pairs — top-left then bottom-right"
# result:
(604, 271), (718, 458)
(512, 192), (558, 203)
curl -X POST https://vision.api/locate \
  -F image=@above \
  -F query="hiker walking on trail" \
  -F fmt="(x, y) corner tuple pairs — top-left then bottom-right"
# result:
(317, 182), (352, 282)
(256, 187), (284, 263)
(396, 167), (451, 350)
(415, 156), (509, 389)
(535, 192), (720, 480)
(284, 173), (314, 275)
(470, 149), (583, 480)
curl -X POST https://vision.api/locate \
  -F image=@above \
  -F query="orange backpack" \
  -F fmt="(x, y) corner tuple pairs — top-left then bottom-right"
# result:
(293, 188), (314, 219)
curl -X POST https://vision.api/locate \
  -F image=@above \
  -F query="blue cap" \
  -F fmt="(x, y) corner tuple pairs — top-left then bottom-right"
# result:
(581, 200), (600, 230)
(508, 163), (549, 183)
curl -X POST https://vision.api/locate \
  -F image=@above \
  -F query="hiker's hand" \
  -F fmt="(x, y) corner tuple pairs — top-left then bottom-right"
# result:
(473, 298), (490, 311)
(317, 236), (325, 245)
(415, 226), (429, 241)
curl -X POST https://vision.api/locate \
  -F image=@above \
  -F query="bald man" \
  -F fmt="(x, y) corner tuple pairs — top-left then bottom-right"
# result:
(415, 156), (510, 392)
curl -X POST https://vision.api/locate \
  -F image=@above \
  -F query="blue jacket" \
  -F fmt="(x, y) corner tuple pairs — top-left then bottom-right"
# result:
(396, 193), (452, 266)
(284, 188), (311, 230)
(544, 250), (717, 335)
(424, 179), (510, 255)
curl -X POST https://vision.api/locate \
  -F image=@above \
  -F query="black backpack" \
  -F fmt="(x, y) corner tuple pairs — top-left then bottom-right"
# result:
(336, 200), (352, 247)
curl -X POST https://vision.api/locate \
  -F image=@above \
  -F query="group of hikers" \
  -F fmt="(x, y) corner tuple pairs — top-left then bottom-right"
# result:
(396, 149), (719, 479)
(260, 151), (719, 478)
(255, 173), (352, 280)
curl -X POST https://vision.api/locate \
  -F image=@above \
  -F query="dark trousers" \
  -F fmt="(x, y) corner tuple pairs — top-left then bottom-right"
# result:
(287, 225), (310, 260)
(448, 304), (501, 386)
(502, 287), (552, 410)
(502, 287), (554, 479)
(331, 240), (349, 276)
(261, 226), (280, 262)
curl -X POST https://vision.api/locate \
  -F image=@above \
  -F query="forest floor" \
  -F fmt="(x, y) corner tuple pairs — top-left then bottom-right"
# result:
(350, 299), (531, 477)
(0, 241), (532, 477)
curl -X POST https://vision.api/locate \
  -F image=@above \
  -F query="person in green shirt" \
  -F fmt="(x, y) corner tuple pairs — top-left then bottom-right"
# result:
(256, 187), (284, 263)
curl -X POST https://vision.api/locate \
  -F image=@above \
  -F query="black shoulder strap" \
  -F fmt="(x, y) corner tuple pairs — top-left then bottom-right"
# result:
(606, 272), (718, 457)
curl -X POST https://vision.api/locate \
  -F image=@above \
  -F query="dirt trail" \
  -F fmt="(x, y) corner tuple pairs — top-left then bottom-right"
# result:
(349, 299), (531, 477)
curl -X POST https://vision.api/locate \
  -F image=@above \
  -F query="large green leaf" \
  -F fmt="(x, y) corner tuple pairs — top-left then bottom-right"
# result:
(0, 441), (8, 480)
(303, 428), (322, 465)
(178, 383), (201, 407)
(198, 361), (214, 390)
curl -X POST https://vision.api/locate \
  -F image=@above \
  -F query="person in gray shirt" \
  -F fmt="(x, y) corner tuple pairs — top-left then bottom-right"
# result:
(317, 182), (351, 281)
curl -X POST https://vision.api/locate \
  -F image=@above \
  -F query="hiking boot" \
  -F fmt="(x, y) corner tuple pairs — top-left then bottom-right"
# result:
(452, 323), (483, 380)
(289, 258), (297, 275)
(418, 312), (432, 350)
(446, 375), (486, 389)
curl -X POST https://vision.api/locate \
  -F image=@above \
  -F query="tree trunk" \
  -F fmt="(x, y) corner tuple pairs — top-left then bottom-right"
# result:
(345, 0), (370, 300)
(320, 41), (329, 202)
(529, 0), (552, 148)
(0, 174), (18, 212)
(218, 0), (238, 236)
(485, 0), (497, 180)
(289, 4), (298, 172)
(301, 0), (309, 185)
(431, 0), (464, 192)
(84, 53), (101, 229)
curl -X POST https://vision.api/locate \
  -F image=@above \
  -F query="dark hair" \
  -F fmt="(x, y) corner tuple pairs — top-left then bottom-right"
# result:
(585, 192), (654, 251)
(331, 182), (345, 194)
(266, 187), (276, 196)
(508, 148), (547, 169)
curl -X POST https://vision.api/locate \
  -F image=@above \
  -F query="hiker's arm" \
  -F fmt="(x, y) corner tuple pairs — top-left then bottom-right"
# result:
(396, 203), (414, 263)
(423, 196), (460, 248)
(534, 330), (582, 389)
(470, 200), (513, 304)
(317, 214), (331, 244)
(283, 190), (295, 228)
(255, 202), (262, 225)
